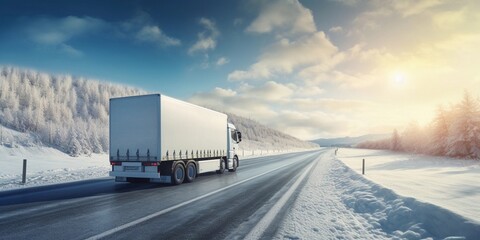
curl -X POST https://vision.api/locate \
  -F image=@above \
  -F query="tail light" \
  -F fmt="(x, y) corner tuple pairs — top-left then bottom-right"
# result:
(110, 161), (122, 166)
(142, 162), (159, 166)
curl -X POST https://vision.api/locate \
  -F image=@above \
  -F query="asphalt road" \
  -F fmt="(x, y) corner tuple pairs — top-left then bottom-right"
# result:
(0, 149), (325, 240)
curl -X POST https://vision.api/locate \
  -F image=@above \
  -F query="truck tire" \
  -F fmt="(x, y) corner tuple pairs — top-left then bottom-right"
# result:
(216, 158), (225, 174)
(172, 163), (185, 185)
(228, 156), (239, 172)
(184, 162), (197, 183)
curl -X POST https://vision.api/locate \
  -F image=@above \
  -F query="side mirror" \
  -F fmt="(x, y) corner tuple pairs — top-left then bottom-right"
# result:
(237, 131), (242, 143)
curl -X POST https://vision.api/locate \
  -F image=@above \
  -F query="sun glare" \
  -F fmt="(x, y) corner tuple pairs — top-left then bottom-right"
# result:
(392, 72), (406, 86)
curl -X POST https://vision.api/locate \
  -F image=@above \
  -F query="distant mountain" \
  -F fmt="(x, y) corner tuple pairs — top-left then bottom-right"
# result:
(0, 66), (317, 156)
(311, 134), (390, 147)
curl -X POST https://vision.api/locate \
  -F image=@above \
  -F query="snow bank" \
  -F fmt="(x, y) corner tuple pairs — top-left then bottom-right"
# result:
(337, 148), (480, 224)
(276, 150), (480, 239)
(0, 144), (109, 191)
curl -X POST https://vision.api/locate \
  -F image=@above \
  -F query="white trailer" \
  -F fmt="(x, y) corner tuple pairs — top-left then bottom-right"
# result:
(109, 94), (242, 185)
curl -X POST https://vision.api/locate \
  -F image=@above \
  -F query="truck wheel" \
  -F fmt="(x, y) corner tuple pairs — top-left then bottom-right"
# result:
(185, 162), (197, 183)
(229, 156), (239, 172)
(172, 163), (185, 185)
(216, 159), (225, 174)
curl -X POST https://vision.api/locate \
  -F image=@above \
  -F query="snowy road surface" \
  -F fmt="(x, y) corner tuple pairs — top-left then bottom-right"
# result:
(1, 149), (479, 239)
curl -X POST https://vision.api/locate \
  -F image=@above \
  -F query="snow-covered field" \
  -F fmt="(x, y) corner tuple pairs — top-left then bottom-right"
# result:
(276, 149), (480, 239)
(337, 148), (480, 224)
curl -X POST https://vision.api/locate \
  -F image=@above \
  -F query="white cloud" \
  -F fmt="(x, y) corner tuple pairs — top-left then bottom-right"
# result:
(352, 8), (392, 31)
(26, 16), (107, 56)
(27, 16), (106, 45)
(199, 18), (219, 36)
(189, 87), (278, 121)
(24, 12), (182, 56)
(338, 0), (445, 17)
(228, 32), (338, 81)
(432, 9), (466, 29)
(136, 25), (181, 46)
(122, 11), (181, 47)
(329, 26), (343, 33)
(290, 98), (373, 112)
(246, 0), (316, 35)
(293, 86), (325, 96)
(272, 110), (350, 139)
(241, 81), (294, 101)
(59, 44), (83, 57)
(188, 18), (219, 55)
(216, 57), (229, 66)
(348, 0), (449, 35)
(332, 0), (359, 6)
(233, 18), (243, 26)
(392, 0), (443, 17)
(189, 38), (216, 54)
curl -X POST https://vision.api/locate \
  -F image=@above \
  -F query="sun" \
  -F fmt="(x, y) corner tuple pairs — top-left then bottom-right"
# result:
(392, 72), (406, 85)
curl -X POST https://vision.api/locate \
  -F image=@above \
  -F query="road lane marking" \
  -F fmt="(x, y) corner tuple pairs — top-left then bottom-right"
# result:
(244, 154), (319, 240)
(85, 152), (320, 240)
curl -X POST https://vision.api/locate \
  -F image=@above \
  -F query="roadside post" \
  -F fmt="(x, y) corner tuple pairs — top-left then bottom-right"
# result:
(22, 159), (27, 184)
(362, 159), (365, 175)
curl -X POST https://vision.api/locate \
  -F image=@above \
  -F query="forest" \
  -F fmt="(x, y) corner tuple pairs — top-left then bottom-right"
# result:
(357, 92), (480, 159)
(0, 66), (144, 156)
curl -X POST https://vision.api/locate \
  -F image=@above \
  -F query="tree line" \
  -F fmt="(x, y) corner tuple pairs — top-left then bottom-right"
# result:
(357, 92), (480, 159)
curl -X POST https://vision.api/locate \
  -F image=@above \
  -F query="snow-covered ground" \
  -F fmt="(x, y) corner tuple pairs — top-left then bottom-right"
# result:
(276, 149), (480, 239)
(337, 148), (480, 224)
(0, 145), (109, 191)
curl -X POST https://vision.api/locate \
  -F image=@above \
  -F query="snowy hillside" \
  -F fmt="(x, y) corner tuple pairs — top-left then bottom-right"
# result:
(228, 113), (318, 151)
(0, 66), (317, 156)
(0, 66), (145, 156)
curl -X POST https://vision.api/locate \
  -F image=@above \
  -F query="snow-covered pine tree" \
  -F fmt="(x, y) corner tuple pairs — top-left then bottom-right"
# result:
(391, 129), (401, 151)
(67, 127), (82, 157)
(430, 105), (450, 156)
(446, 91), (480, 158)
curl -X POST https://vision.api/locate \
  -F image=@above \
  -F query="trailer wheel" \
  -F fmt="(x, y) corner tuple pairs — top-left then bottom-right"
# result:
(229, 156), (239, 172)
(172, 163), (185, 185)
(216, 158), (225, 174)
(184, 162), (197, 183)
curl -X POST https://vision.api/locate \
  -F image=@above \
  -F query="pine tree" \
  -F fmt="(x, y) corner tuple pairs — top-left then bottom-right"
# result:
(391, 129), (401, 151)
(431, 105), (450, 155)
(67, 127), (82, 157)
(447, 91), (480, 158)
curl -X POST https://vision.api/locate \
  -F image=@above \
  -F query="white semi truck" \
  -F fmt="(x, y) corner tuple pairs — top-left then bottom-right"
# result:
(109, 94), (242, 185)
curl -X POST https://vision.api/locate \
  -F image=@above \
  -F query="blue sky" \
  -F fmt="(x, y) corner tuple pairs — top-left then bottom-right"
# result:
(1, 0), (479, 139)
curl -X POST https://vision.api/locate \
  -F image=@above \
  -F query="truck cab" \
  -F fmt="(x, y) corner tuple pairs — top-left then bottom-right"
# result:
(227, 123), (242, 172)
